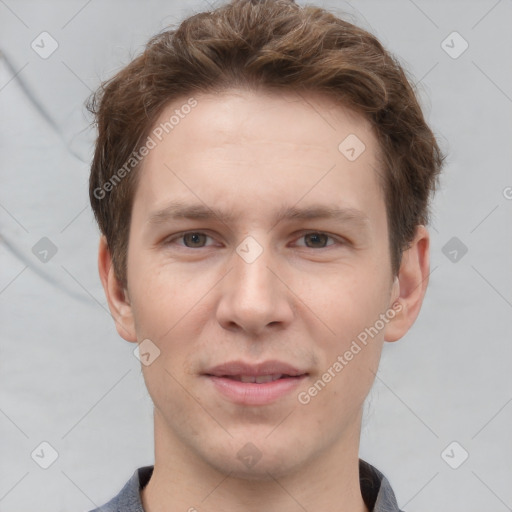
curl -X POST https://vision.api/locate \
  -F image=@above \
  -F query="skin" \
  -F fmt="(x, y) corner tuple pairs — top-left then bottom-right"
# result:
(98, 88), (430, 512)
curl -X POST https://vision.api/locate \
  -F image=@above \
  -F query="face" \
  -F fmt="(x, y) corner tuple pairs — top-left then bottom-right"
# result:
(103, 89), (424, 480)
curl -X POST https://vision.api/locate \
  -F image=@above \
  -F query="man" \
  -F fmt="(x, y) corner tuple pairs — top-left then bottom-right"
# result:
(87, 0), (445, 510)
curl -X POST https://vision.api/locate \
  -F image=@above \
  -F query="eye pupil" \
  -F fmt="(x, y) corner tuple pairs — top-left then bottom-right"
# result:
(184, 232), (206, 247)
(306, 233), (328, 247)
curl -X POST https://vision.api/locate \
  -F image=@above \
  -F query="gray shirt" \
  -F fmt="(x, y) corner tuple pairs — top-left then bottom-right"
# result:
(89, 459), (403, 512)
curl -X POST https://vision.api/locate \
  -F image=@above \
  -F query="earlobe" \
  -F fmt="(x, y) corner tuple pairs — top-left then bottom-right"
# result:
(384, 225), (430, 343)
(98, 236), (138, 343)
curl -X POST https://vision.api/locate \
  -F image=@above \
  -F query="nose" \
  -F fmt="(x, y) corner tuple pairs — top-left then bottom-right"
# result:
(215, 238), (294, 336)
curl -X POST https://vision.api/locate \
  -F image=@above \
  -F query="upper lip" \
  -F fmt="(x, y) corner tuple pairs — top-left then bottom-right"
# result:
(204, 360), (307, 377)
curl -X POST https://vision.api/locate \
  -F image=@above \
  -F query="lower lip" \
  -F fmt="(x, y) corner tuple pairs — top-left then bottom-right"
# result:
(205, 375), (307, 405)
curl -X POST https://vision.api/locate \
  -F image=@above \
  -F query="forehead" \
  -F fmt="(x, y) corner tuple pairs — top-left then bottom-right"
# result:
(149, 88), (375, 153)
(132, 88), (385, 231)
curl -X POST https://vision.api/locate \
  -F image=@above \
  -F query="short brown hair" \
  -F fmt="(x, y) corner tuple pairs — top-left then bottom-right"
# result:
(88, 0), (445, 288)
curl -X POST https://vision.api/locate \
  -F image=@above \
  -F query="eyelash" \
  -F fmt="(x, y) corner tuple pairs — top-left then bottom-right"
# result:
(163, 231), (345, 250)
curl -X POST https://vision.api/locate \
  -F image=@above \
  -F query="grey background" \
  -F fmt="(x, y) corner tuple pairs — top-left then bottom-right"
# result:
(1, 0), (511, 510)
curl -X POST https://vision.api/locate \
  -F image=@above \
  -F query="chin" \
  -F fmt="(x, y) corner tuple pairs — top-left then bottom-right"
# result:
(213, 457), (302, 482)
(201, 438), (307, 481)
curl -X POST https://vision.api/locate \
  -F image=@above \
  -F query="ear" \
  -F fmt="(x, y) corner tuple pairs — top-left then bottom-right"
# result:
(384, 225), (430, 343)
(98, 236), (138, 343)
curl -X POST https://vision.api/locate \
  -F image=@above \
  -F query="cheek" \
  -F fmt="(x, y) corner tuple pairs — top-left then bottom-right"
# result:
(303, 325), (383, 427)
(128, 259), (205, 338)
(142, 363), (205, 438)
(309, 265), (389, 344)
(305, 266), (389, 401)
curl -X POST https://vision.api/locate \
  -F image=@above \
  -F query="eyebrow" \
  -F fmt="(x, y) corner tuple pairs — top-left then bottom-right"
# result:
(146, 201), (370, 231)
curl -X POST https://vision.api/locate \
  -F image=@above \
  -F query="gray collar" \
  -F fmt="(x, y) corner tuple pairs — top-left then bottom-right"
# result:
(91, 459), (403, 512)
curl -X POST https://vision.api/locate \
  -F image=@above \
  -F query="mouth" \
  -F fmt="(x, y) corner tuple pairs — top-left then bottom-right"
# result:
(203, 360), (309, 405)
(212, 374), (304, 383)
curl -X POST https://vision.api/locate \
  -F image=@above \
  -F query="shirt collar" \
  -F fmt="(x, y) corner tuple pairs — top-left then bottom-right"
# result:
(93, 459), (402, 512)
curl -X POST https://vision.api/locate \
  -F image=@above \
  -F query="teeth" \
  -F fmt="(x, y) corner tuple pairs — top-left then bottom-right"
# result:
(235, 374), (283, 383)
(255, 375), (275, 383)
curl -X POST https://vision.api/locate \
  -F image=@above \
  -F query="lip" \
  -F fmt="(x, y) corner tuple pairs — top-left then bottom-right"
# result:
(203, 360), (308, 406)
(204, 360), (306, 377)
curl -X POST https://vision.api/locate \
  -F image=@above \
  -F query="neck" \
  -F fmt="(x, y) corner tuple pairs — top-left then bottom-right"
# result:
(141, 409), (369, 512)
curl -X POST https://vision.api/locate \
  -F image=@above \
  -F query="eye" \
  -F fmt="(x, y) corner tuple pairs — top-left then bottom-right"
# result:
(165, 231), (215, 248)
(163, 230), (344, 250)
(294, 232), (339, 249)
